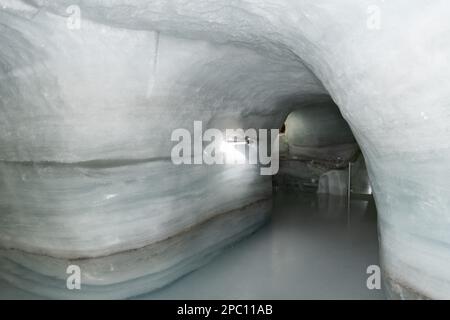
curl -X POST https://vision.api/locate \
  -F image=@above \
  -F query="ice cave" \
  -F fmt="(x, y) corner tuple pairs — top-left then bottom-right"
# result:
(0, 0), (449, 300)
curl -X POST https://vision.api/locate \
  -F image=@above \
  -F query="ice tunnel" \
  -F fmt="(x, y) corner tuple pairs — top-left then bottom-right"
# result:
(0, 0), (450, 300)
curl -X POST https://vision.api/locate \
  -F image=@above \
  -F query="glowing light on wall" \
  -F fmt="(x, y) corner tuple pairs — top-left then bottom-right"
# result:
(220, 139), (247, 164)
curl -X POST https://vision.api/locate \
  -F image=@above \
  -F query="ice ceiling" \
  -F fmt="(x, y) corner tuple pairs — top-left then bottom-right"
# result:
(0, 0), (450, 299)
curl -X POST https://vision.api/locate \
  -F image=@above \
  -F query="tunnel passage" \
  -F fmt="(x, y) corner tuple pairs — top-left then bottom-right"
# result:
(274, 100), (368, 195)
(1, 1), (450, 299)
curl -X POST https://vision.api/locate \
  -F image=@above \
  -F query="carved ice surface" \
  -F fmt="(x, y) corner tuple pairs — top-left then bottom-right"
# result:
(0, 200), (270, 299)
(0, 161), (271, 258)
(1, 0), (450, 299)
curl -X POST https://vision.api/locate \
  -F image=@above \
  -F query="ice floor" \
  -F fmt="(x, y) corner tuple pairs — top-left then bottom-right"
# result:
(0, 191), (385, 299)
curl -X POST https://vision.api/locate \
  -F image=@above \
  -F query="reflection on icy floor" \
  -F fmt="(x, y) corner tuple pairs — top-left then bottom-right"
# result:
(139, 192), (385, 299)
(0, 192), (385, 299)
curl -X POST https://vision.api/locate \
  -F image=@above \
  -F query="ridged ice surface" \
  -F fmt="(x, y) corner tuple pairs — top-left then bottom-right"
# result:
(0, 200), (270, 299)
(1, 0), (450, 299)
(0, 160), (271, 257)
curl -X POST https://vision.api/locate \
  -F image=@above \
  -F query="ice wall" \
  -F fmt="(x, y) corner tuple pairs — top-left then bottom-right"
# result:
(285, 102), (358, 161)
(1, 0), (450, 299)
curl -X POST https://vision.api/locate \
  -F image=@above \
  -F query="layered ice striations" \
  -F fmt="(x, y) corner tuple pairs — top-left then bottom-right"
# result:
(0, 161), (271, 258)
(1, 0), (450, 299)
(0, 3), (286, 298)
(0, 200), (270, 299)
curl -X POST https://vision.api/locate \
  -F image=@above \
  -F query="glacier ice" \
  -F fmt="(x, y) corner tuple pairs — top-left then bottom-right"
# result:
(317, 170), (348, 196)
(275, 101), (360, 193)
(0, 0), (450, 299)
(284, 101), (359, 162)
(0, 200), (270, 299)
